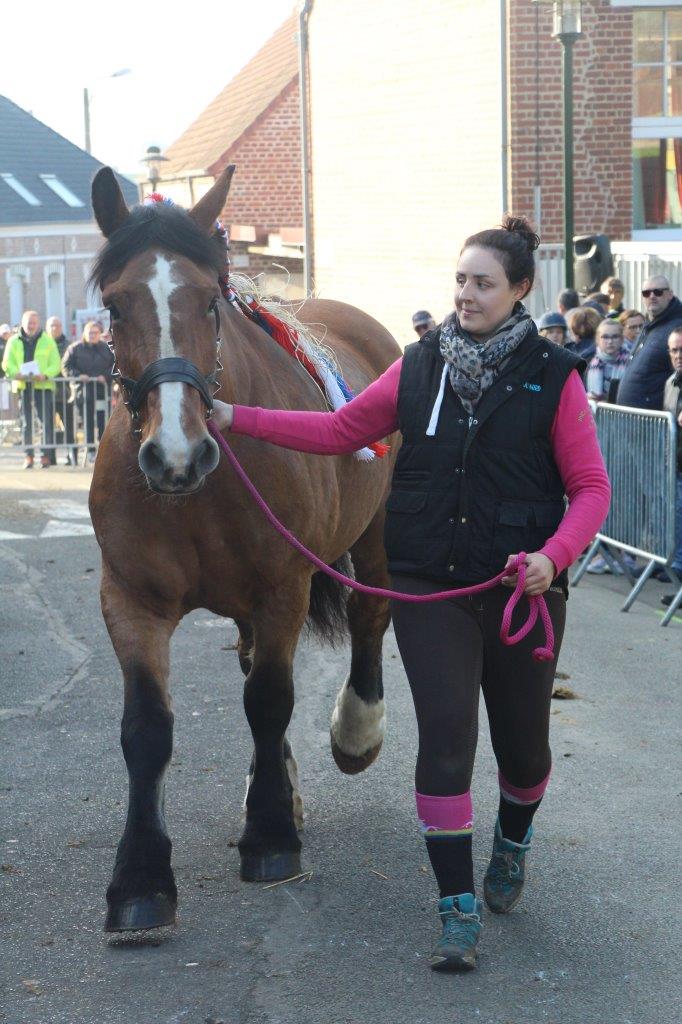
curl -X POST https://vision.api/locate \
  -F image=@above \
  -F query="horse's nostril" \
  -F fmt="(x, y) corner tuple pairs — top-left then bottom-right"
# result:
(139, 440), (166, 478)
(192, 436), (219, 477)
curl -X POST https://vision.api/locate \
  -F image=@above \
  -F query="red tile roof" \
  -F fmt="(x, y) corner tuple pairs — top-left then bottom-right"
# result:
(162, 12), (299, 178)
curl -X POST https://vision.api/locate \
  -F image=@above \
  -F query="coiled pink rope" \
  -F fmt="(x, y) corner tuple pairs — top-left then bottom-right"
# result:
(208, 421), (555, 661)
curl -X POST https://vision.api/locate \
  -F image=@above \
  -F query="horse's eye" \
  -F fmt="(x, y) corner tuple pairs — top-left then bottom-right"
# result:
(106, 303), (121, 322)
(208, 297), (219, 315)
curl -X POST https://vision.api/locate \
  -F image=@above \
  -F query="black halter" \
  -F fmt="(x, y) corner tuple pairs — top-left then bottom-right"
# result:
(109, 302), (222, 438)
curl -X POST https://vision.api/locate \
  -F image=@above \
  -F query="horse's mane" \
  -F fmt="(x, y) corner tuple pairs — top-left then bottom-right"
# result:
(89, 204), (227, 289)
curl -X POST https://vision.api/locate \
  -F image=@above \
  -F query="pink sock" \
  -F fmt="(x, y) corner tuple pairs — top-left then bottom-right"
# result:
(415, 790), (473, 837)
(498, 769), (551, 805)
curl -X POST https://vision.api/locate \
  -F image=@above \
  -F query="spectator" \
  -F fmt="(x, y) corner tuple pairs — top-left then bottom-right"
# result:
(601, 276), (625, 318)
(661, 328), (682, 607)
(412, 310), (436, 340)
(62, 320), (115, 464)
(617, 276), (682, 409)
(586, 320), (629, 403)
(557, 288), (579, 316)
(0, 323), (11, 378)
(537, 311), (568, 346)
(583, 292), (611, 317)
(618, 308), (645, 354)
(1, 311), (60, 468)
(45, 315), (69, 359)
(565, 306), (602, 362)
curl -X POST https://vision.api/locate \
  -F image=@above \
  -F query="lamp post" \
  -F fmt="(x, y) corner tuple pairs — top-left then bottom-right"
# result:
(140, 146), (169, 196)
(83, 69), (131, 154)
(534, 2), (582, 289)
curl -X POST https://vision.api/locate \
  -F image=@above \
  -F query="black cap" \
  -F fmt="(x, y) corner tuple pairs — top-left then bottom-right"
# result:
(412, 310), (433, 327)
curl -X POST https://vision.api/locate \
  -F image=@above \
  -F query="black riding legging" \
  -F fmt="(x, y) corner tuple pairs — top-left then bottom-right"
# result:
(389, 576), (567, 797)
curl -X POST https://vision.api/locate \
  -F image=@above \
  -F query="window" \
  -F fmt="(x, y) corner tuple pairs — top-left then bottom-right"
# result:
(633, 8), (682, 235)
(39, 174), (85, 208)
(0, 173), (41, 206)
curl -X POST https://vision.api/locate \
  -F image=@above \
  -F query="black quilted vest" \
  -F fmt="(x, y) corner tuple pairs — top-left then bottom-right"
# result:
(384, 326), (585, 588)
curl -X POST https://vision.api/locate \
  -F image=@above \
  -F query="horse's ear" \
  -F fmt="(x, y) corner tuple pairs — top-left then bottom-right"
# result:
(92, 167), (130, 238)
(189, 165), (235, 234)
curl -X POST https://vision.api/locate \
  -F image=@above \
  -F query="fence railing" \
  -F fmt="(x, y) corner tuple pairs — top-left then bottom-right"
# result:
(572, 403), (681, 626)
(0, 376), (116, 463)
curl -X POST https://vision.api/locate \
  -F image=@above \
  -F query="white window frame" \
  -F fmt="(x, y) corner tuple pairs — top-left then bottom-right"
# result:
(1, 173), (41, 206)
(38, 174), (85, 208)
(632, 7), (682, 239)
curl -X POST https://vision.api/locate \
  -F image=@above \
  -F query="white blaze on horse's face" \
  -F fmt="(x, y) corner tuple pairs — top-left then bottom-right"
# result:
(137, 253), (219, 493)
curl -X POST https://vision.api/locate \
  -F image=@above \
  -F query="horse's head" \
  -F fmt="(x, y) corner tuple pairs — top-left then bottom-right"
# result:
(90, 165), (235, 494)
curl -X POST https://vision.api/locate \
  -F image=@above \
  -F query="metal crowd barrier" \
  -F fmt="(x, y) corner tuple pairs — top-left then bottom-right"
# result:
(1, 376), (116, 465)
(572, 403), (681, 627)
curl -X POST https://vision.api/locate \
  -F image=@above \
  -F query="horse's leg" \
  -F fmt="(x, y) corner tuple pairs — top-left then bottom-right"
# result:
(234, 618), (254, 676)
(100, 568), (179, 932)
(239, 592), (307, 882)
(331, 511), (391, 774)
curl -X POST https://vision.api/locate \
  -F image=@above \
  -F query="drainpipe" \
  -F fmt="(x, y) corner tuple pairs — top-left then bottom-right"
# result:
(500, 0), (509, 215)
(298, 1), (314, 296)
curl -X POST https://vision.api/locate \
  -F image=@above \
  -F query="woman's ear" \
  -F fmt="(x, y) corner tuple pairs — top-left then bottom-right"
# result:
(514, 278), (531, 302)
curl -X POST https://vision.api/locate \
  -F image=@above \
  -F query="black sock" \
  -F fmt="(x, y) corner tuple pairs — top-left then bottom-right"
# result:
(497, 796), (542, 844)
(425, 835), (475, 897)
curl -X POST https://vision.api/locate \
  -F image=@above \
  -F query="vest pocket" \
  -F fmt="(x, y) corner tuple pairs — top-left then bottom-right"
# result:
(491, 499), (565, 569)
(384, 489), (429, 565)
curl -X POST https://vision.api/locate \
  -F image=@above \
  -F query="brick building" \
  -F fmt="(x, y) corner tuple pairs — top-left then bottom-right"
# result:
(152, 12), (304, 298)
(304, 1), (682, 344)
(0, 96), (137, 330)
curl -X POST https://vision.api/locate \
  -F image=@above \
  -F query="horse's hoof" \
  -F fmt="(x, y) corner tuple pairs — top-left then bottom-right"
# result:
(239, 850), (302, 883)
(330, 735), (383, 775)
(104, 893), (177, 933)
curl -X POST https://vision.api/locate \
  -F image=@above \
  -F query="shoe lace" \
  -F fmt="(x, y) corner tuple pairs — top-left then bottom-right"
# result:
(442, 907), (481, 940)
(488, 848), (521, 881)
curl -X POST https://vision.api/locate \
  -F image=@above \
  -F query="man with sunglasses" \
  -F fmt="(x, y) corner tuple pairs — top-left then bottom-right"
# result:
(618, 276), (682, 410)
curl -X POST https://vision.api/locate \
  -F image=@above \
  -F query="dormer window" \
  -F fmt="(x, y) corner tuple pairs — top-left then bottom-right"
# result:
(0, 173), (41, 206)
(39, 174), (85, 208)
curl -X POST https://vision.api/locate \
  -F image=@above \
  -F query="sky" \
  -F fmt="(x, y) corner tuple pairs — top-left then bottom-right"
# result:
(1, 0), (297, 179)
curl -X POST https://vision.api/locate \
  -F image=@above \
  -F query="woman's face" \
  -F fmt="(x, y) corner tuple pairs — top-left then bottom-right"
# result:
(85, 324), (101, 345)
(596, 325), (623, 357)
(454, 246), (529, 341)
(623, 315), (644, 342)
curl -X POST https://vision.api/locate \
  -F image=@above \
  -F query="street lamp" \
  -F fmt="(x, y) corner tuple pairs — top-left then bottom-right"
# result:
(140, 146), (169, 195)
(533, 2), (583, 289)
(83, 69), (131, 154)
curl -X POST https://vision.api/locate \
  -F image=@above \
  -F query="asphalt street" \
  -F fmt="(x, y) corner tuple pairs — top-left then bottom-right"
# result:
(0, 456), (679, 1024)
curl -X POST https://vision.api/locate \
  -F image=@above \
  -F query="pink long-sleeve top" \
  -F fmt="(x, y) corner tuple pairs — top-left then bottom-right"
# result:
(231, 358), (611, 575)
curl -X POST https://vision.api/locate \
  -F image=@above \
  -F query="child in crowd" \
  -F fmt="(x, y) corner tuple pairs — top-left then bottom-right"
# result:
(537, 311), (568, 346)
(586, 319), (630, 403)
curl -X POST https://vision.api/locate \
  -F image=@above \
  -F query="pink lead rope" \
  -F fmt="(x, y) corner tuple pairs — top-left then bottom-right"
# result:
(207, 421), (555, 662)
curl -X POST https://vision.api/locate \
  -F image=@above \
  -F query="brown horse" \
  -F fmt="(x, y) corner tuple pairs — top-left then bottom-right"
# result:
(88, 166), (401, 932)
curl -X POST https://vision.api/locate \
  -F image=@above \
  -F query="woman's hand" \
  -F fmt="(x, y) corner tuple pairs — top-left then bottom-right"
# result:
(211, 399), (234, 431)
(502, 552), (556, 596)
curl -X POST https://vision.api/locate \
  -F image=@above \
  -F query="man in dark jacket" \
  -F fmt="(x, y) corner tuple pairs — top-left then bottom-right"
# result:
(617, 276), (682, 409)
(62, 321), (115, 464)
(661, 329), (682, 608)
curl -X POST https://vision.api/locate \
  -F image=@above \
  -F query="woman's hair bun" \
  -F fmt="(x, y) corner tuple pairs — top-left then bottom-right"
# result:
(500, 214), (540, 253)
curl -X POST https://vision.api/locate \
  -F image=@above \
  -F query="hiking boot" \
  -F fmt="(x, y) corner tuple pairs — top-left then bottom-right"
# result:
(429, 893), (482, 971)
(483, 818), (532, 914)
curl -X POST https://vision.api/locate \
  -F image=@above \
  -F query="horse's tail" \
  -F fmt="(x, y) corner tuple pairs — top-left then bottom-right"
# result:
(306, 553), (352, 646)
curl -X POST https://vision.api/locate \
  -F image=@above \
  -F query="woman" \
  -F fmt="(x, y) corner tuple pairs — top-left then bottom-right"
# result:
(564, 305), (602, 362)
(211, 217), (610, 971)
(586, 319), (630, 403)
(62, 320), (115, 465)
(618, 308), (645, 355)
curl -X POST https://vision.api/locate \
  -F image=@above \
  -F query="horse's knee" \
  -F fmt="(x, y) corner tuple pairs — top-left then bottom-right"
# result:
(330, 677), (385, 774)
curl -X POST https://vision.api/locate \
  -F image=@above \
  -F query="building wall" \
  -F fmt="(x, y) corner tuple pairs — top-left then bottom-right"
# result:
(0, 226), (102, 330)
(508, 0), (633, 244)
(308, 0), (504, 346)
(212, 80), (303, 239)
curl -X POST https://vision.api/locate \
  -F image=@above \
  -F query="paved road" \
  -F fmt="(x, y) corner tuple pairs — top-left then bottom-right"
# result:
(0, 461), (679, 1024)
